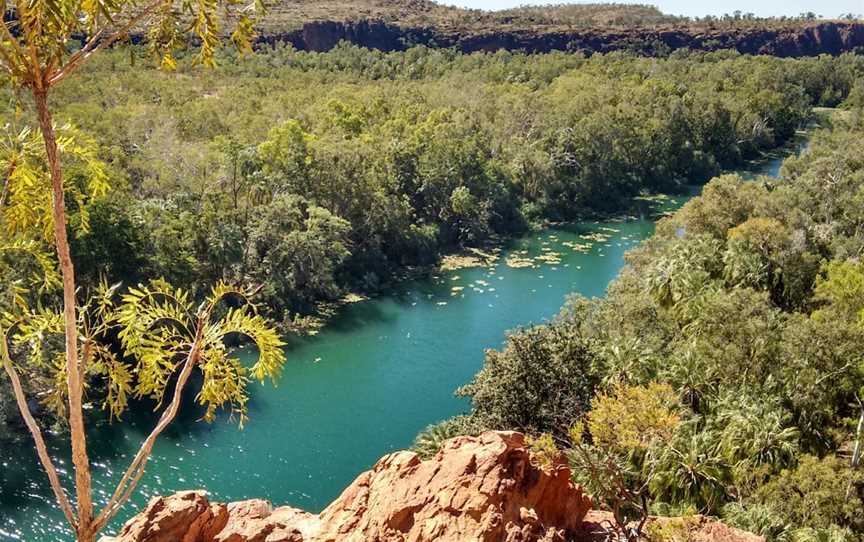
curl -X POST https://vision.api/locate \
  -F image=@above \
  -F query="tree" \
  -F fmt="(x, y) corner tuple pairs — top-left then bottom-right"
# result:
(0, 0), (271, 540)
(458, 314), (601, 438)
(247, 194), (352, 316)
(568, 382), (681, 540)
(744, 455), (864, 534)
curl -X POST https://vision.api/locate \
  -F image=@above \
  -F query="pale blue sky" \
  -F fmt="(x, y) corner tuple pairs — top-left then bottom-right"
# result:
(445, 0), (864, 18)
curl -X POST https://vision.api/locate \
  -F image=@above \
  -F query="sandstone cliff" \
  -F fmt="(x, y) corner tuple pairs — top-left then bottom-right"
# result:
(259, 20), (864, 57)
(101, 431), (763, 542)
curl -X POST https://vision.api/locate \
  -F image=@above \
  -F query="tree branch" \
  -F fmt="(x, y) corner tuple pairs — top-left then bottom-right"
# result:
(49, 0), (165, 86)
(0, 160), (12, 207)
(0, 329), (78, 529)
(93, 317), (204, 531)
(16, 5), (43, 90)
(0, 18), (28, 74)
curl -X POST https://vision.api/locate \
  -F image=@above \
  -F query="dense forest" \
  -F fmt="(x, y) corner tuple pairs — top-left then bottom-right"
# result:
(3, 46), (860, 320)
(414, 102), (864, 538)
(4, 34), (864, 540)
(2, 45), (863, 438)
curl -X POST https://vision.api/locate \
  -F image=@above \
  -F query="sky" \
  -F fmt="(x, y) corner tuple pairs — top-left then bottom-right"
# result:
(445, 0), (864, 19)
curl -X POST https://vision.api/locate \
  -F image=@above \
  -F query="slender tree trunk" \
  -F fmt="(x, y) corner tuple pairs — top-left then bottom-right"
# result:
(33, 88), (95, 542)
(847, 404), (864, 501)
(1, 332), (78, 528)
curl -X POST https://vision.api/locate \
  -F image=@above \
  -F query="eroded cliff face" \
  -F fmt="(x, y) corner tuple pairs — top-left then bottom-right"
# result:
(101, 431), (764, 542)
(259, 20), (864, 57)
(103, 432), (593, 542)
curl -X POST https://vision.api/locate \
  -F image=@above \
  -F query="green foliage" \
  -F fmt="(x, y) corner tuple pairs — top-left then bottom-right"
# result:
(451, 106), (864, 529)
(111, 280), (285, 424)
(586, 382), (681, 453)
(0, 46), (853, 330)
(458, 310), (601, 438)
(568, 383), (682, 536)
(411, 415), (483, 460)
(2, 279), (286, 426)
(70, 198), (148, 287)
(1, 124), (108, 240)
(648, 424), (732, 513)
(247, 195), (352, 317)
(813, 260), (864, 325)
(741, 455), (864, 536)
(526, 433), (561, 470)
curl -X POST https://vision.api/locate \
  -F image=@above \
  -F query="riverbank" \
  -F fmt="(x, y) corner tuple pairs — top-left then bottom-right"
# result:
(288, 120), (819, 338)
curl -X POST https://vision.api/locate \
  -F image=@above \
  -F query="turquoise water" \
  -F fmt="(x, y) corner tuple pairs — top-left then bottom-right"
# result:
(0, 144), (800, 541)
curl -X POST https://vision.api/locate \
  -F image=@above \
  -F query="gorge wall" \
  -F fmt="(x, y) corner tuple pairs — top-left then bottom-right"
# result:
(260, 20), (864, 57)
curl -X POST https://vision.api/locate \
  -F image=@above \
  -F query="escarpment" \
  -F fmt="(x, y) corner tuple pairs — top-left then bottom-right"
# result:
(258, 20), (864, 57)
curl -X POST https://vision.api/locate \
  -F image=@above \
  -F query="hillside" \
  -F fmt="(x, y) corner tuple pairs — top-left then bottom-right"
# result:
(256, 1), (683, 33)
(249, 1), (864, 57)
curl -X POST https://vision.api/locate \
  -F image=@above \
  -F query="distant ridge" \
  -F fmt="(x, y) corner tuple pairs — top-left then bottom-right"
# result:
(254, 1), (683, 34)
(246, 1), (864, 57)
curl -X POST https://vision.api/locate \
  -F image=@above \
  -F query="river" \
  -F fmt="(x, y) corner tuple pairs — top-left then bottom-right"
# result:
(0, 135), (806, 541)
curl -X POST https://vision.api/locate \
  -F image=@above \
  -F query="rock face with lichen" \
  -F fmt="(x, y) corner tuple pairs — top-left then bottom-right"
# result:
(102, 431), (592, 542)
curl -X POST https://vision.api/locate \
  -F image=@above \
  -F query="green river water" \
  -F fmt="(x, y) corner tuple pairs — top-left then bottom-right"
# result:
(0, 140), (802, 541)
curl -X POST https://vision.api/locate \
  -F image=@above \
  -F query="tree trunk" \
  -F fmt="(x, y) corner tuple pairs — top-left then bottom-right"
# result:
(847, 405), (864, 501)
(33, 88), (95, 542)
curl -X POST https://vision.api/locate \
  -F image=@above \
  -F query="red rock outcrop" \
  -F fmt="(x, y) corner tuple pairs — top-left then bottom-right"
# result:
(103, 431), (592, 542)
(260, 20), (864, 58)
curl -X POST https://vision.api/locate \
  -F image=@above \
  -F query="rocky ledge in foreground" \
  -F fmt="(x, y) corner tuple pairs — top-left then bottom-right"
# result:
(101, 431), (760, 542)
(103, 432), (591, 542)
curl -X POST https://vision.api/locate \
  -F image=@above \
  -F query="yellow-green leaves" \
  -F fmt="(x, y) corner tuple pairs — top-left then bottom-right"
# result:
(90, 344), (132, 420)
(111, 279), (284, 424)
(813, 260), (864, 325)
(584, 382), (681, 454)
(230, 14), (255, 55)
(192, 0), (220, 67)
(1, 124), (109, 240)
(1, 0), (264, 88)
(197, 350), (247, 424)
(5, 278), (284, 425)
(525, 433), (560, 470)
(220, 308), (285, 382)
(0, 238), (61, 299)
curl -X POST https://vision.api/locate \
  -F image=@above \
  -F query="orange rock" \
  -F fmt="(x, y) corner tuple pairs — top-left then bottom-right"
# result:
(313, 431), (592, 542)
(104, 432), (591, 542)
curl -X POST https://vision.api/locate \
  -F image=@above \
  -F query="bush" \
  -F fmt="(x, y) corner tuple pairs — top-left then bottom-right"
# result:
(411, 415), (484, 459)
(746, 455), (864, 533)
(458, 315), (601, 437)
